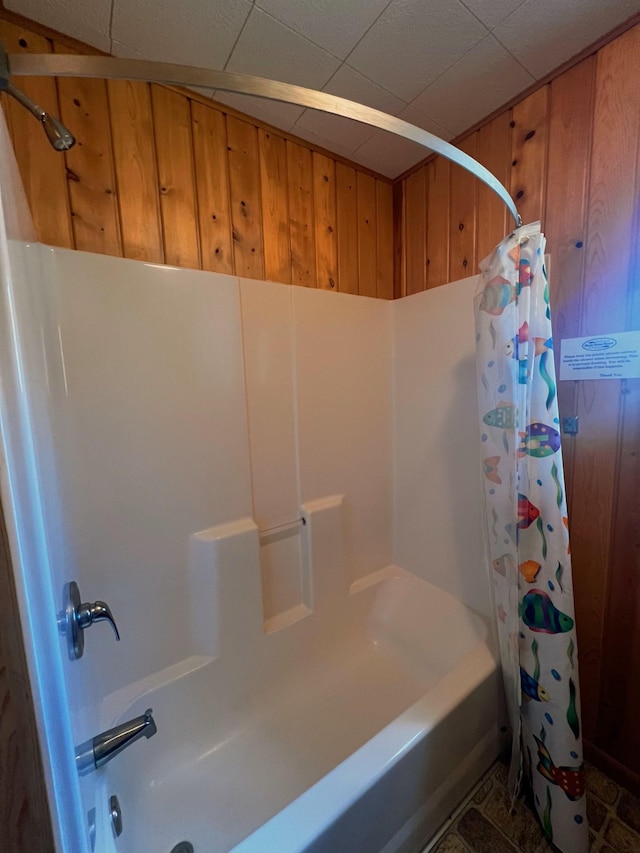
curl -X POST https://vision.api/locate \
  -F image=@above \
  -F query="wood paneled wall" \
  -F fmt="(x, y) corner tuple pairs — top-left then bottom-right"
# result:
(0, 17), (393, 299)
(398, 22), (640, 791)
(2, 10), (640, 844)
(0, 500), (54, 853)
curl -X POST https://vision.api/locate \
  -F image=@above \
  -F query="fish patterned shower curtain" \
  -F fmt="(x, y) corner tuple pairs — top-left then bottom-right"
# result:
(474, 222), (588, 852)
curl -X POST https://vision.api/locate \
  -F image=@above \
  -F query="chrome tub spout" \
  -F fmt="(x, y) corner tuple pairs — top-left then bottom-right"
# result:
(76, 709), (157, 775)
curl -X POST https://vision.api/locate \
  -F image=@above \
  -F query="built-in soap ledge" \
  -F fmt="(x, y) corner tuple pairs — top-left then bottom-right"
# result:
(300, 494), (346, 612)
(189, 517), (264, 657)
(259, 518), (310, 630)
(188, 497), (347, 644)
(260, 494), (346, 633)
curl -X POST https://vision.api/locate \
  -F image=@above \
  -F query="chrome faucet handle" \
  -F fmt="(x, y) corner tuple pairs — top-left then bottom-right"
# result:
(60, 581), (121, 660)
(76, 600), (120, 641)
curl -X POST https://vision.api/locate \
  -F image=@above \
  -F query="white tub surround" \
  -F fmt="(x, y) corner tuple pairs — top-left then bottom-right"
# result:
(102, 521), (500, 853)
(1, 237), (502, 853)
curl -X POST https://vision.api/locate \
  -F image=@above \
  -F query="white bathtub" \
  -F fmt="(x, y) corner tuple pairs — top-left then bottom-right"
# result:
(98, 513), (502, 853)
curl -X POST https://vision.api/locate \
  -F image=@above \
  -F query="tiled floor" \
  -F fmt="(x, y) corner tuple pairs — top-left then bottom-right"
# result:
(429, 758), (640, 853)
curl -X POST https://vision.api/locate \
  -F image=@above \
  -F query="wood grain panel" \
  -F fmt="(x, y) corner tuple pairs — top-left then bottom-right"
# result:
(0, 13), (394, 293)
(226, 116), (264, 279)
(0, 21), (72, 249)
(476, 112), (511, 263)
(336, 162), (359, 295)
(258, 129), (290, 284)
(425, 156), (450, 289)
(409, 14), (640, 788)
(544, 58), (596, 515)
(570, 25), (640, 741)
(54, 43), (121, 256)
(404, 166), (426, 295)
(510, 86), (549, 226)
(286, 140), (316, 287)
(392, 181), (405, 299)
(376, 181), (393, 300)
(107, 80), (163, 263)
(312, 152), (338, 291)
(598, 377), (640, 772)
(151, 85), (200, 269)
(357, 171), (378, 298)
(0, 499), (54, 852)
(190, 102), (233, 275)
(449, 134), (477, 281)
(596, 67), (640, 769)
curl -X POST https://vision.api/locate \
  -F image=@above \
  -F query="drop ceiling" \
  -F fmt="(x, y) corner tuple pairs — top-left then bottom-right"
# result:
(7, 0), (640, 177)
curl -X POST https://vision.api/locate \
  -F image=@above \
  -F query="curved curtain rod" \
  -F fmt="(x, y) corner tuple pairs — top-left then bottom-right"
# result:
(7, 52), (521, 228)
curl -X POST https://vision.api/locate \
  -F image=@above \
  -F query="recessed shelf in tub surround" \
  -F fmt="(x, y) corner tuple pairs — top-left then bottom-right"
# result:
(188, 495), (347, 651)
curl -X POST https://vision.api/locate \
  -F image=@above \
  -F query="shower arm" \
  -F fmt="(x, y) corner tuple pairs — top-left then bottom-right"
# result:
(2, 48), (522, 228)
(0, 46), (75, 150)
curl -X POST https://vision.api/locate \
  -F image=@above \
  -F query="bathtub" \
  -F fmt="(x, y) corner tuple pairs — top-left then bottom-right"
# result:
(96, 500), (502, 853)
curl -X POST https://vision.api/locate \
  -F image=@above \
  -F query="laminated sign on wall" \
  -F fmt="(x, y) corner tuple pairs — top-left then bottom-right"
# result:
(560, 331), (640, 380)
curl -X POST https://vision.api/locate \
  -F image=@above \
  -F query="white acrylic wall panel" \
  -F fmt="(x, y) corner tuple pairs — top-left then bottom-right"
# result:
(239, 278), (305, 622)
(392, 276), (492, 616)
(293, 287), (393, 583)
(239, 278), (298, 530)
(46, 250), (253, 697)
(0, 112), (85, 851)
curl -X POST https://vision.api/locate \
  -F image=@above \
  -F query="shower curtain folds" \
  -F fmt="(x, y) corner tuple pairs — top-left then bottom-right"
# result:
(474, 223), (588, 852)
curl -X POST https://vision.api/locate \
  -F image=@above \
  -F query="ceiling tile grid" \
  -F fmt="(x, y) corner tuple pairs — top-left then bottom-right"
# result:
(494, 0), (640, 79)
(110, 0), (253, 70)
(397, 104), (455, 139)
(353, 127), (431, 177)
(254, 0), (392, 60)
(213, 92), (304, 133)
(5, 0), (113, 51)
(458, 0), (526, 30)
(409, 33), (534, 136)
(224, 7), (341, 88)
(292, 63), (408, 153)
(346, 0), (490, 102)
(6, 0), (640, 177)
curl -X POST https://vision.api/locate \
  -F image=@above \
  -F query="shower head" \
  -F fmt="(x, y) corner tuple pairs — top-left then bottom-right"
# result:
(3, 81), (75, 151)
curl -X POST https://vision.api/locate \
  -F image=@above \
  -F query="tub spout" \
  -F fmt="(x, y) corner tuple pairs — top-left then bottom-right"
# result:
(76, 709), (157, 775)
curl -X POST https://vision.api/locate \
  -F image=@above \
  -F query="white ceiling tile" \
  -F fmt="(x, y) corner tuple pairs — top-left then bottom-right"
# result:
(255, 0), (391, 60)
(291, 63), (407, 153)
(213, 92), (304, 133)
(292, 110), (376, 153)
(291, 125), (363, 162)
(410, 34), (534, 136)
(495, 0), (640, 79)
(10, 0), (639, 182)
(397, 104), (454, 138)
(226, 7), (340, 89)
(459, 0), (527, 30)
(325, 64), (407, 115)
(110, 40), (145, 60)
(6, 0), (112, 51)
(111, 0), (252, 69)
(348, 0), (488, 102)
(352, 129), (431, 178)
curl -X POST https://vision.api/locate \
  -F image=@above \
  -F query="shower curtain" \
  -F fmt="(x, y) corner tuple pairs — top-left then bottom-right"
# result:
(474, 222), (588, 851)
